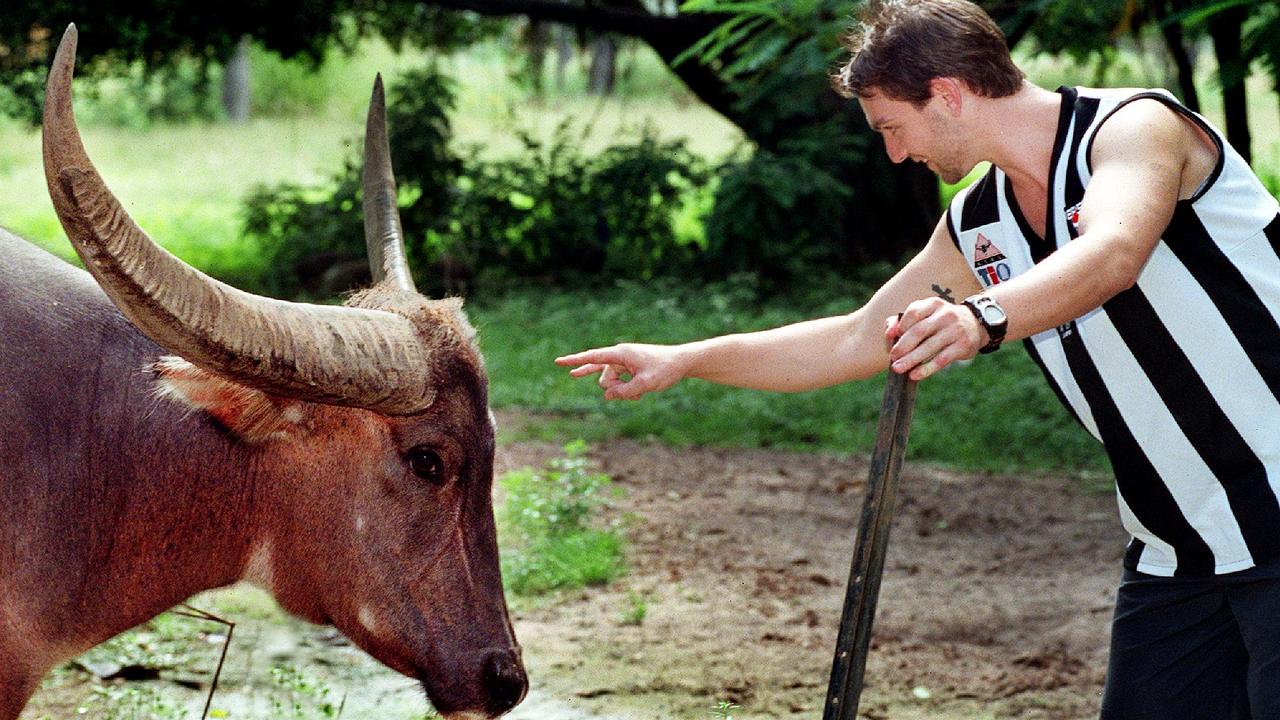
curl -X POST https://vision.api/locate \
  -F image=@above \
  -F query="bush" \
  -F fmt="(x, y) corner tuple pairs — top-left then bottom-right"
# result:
(702, 121), (861, 288)
(499, 440), (626, 595)
(242, 60), (711, 297)
(453, 122), (710, 286)
(242, 173), (367, 300)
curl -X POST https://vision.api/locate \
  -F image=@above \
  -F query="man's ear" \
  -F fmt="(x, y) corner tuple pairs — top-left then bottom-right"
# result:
(929, 77), (965, 115)
(151, 356), (313, 444)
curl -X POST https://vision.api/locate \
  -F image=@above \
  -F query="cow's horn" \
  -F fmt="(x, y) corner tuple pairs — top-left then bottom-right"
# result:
(42, 25), (435, 415)
(362, 75), (416, 293)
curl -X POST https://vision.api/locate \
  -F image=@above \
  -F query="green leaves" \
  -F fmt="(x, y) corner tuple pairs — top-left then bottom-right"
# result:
(499, 441), (626, 596)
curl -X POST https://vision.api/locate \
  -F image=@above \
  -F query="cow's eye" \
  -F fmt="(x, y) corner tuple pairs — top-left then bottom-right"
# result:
(407, 446), (445, 485)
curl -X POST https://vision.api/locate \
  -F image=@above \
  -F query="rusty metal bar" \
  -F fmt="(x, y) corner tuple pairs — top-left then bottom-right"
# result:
(822, 370), (918, 720)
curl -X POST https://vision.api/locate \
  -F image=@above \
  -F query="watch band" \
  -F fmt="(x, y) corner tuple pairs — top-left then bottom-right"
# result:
(962, 295), (1007, 354)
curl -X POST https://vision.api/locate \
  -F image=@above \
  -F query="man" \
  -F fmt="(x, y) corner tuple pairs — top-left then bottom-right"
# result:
(555, 0), (1280, 717)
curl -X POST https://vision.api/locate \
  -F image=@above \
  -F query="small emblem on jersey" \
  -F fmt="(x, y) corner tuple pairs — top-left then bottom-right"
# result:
(1064, 202), (1083, 232)
(1057, 321), (1076, 340)
(973, 233), (1011, 287)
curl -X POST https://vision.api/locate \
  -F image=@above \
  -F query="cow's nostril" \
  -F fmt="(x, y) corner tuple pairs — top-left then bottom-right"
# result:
(483, 649), (528, 715)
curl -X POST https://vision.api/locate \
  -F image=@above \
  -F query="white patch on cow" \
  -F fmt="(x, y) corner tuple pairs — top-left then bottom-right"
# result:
(358, 606), (379, 636)
(281, 405), (305, 425)
(355, 514), (366, 533)
(149, 358), (201, 413)
(240, 541), (275, 592)
(488, 408), (498, 432)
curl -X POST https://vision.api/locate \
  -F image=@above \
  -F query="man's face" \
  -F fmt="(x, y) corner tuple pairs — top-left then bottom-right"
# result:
(858, 88), (971, 184)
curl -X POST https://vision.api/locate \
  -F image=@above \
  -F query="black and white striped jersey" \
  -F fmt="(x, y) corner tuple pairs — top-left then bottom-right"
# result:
(946, 86), (1280, 577)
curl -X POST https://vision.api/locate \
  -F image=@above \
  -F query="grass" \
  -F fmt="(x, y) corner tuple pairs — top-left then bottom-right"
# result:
(499, 440), (628, 595)
(0, 116), (356, 274)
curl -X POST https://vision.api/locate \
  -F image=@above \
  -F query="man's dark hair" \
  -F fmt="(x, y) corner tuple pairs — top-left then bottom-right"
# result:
(832, 0), (1024, 105)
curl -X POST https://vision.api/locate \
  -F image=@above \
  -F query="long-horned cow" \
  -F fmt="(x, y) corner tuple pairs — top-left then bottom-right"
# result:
(0, 26), (527, 719)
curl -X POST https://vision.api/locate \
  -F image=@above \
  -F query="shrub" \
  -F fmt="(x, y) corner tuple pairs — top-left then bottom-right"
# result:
(499, 440), (626, 595)
(702, 122), (859, 287)
(453, 122), (710, 286)
(242, 172), (367, 300)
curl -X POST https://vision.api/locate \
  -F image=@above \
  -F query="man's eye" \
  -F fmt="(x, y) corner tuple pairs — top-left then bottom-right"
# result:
(407, 446), (445, 485)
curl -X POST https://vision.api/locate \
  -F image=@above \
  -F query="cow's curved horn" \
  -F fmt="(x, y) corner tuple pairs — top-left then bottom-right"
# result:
(362, 75), (416, 292)
(42, 25), (435, 415)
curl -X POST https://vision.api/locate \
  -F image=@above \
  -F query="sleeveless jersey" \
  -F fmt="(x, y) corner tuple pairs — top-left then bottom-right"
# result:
(946, 86), (1280, 577)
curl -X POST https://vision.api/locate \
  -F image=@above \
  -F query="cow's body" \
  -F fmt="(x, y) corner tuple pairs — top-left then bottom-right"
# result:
(0, 25), (527, 720)
(0, 230), (249, 679)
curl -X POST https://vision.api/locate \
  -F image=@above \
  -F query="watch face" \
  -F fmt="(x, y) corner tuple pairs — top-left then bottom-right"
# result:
(981, 303), (1007, 325)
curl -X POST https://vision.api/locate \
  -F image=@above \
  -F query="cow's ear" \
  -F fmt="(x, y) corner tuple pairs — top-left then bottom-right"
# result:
(152, 357), (313, 443)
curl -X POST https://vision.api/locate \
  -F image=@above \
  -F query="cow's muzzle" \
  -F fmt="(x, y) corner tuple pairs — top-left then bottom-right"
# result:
(483, 647), (528, 716)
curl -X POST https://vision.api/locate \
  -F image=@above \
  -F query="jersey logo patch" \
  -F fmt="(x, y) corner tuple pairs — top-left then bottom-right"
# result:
(973, 233), (1011, 287)
(1064, 202), (1083, 233)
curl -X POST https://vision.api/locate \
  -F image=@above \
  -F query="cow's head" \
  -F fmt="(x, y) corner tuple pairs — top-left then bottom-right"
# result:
(42, 26), (526, 718)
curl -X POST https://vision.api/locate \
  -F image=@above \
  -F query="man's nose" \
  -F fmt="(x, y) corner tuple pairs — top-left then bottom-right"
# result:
(884, 136), (908, 164)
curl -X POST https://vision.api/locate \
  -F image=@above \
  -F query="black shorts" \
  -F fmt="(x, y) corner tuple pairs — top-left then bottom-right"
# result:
(1100, 556), (1280, 720)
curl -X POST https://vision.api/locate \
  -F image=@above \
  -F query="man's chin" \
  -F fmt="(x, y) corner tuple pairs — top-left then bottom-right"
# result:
(936, 166), (966, 184)
(922, 161), (957, 184)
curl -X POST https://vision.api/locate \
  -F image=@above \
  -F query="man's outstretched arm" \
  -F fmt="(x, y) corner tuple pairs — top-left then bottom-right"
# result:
(554, 216), (981, 400)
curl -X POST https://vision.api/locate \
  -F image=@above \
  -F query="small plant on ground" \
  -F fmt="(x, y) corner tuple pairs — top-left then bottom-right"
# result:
(500, 439), (625, 595)
(269, 664), (341, 719)
(709, 699), (741, 719)
(621, 590), (649, 626)
(79, 683), (185, 720)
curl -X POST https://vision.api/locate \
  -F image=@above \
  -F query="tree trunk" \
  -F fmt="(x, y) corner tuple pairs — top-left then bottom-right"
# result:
(420, 0), (739, 119)
(221, 36), (250, 123)
(587, 35), (617, 95)
(1208, 5), (1251, 164)
(524, 21), (550, 95)
(1153, 1), (1200, 112)
(555, 25), (573, 91)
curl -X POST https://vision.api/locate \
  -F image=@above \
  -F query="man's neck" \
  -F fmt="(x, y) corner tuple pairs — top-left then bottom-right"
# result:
(970, 82), (1064, 192)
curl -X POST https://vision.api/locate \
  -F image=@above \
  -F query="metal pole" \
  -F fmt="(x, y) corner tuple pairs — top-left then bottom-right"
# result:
(822, 371), (918, 720)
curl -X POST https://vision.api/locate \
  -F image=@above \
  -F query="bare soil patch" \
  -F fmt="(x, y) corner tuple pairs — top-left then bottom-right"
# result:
(502, 429), (1124, 719)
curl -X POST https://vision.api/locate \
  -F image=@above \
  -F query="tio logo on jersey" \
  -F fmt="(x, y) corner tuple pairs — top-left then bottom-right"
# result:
(973, 233), (1011, 287)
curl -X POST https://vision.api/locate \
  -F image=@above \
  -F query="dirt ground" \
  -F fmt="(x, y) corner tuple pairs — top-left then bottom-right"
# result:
(22, 415), (1127, 720)
(500, 426), (1125, 720)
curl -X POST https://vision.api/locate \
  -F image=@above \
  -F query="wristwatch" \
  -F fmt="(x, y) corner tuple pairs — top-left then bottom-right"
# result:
(962, 294), (1008, 354)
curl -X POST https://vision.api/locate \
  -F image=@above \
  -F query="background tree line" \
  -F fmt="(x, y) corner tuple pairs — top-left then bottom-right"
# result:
(2, 0), (1277, 296)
